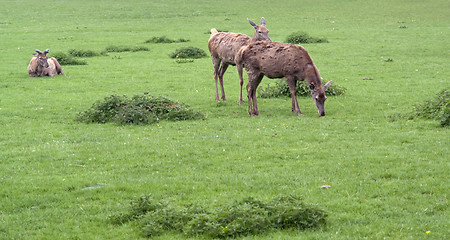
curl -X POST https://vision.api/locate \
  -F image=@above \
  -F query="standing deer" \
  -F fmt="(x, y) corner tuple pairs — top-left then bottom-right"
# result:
(28, 49), (64, 77)
(236, 41), (332, 116)
(208, 17), (271, 104)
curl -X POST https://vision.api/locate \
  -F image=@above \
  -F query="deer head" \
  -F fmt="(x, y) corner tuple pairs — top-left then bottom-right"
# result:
(33, 49), (50, 69)
(311, 81), (332, 116)
(248, 17), (271, 41)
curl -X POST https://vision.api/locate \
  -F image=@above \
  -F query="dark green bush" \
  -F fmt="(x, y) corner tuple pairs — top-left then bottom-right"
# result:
(51, 52), (87, 65)
(76, 93), (204, 125)
(170, 46), (207, 59)
(258, 79), (346, 98)
(285, 31), (328, 44)
(110, 195), (327, 238)
(145, 36), (189, 43)
(409, 89), (449, 126)
(105, 45), (149, 52)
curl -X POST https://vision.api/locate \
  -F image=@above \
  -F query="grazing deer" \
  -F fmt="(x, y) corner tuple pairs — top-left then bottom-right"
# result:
(208, 17), (271, 104)
(236, 41), (332, 116)
(28, 49), (64, 77)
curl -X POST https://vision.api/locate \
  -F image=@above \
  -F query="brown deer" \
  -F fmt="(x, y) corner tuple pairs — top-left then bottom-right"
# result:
(236, 41), (332, 116)
(28, 49), (64, 77)
(208, 17), (271, 104)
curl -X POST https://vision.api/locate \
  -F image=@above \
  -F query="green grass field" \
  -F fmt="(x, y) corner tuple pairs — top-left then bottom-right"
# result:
(0, 0), (448, 239)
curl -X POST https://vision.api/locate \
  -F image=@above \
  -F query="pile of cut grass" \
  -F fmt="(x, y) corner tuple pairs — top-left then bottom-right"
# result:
(169, 46), (207, 59)
(392, 89), (449, 126)
(258, 80), (346, 98)
(285, 31), (328, 44)
(51, 52), (87, 65)
(104, 45), (149, 53)
(145, 36), (189, 43)
(110, 195), (327, 239)
(76, 93), (204, 125)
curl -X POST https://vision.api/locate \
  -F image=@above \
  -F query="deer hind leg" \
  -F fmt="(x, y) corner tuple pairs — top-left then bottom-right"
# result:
(247, 73), (263, 116)
(212, 58), (221, 101)
(237, 63), (244, 104)
(286, 76), (301, 115)
(218, 63), (229, 101)
(51, 57), (64, 75)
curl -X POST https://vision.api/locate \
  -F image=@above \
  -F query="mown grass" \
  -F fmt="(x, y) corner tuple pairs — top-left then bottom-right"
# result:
(0, 0), (448, 239)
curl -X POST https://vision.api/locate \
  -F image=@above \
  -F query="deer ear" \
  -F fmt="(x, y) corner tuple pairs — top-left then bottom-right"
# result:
(260, 17), (266, 26)
(323, 81), (333, 91)
(35, 49), (42, 54)
(33, 53), (38, 56)
(44, 49), (49, 54)
(248, 18), (257, 28)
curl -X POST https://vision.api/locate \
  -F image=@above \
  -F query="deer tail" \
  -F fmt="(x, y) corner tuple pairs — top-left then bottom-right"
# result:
(210, 28), (218, 35)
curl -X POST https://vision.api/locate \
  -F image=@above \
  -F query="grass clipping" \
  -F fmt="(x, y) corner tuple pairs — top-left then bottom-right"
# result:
(76, 93), (204, 125)
(110, 195), (327, 238)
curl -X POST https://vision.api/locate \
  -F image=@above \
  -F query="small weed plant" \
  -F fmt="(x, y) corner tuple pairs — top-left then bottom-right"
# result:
(109, 195), (327, 238)
(285, 31), (328, 44)
(258, 79), (346, 98)
(170, 46), (207, 59)
(145, 36), (189, 43)
(76, 93), (204, 125)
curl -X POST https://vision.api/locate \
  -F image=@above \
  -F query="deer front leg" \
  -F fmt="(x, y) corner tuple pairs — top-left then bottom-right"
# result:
(286, 77), (301, 115)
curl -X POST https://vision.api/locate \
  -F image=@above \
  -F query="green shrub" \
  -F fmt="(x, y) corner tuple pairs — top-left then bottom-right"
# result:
(285, 31), (328, 44)
(408, 89), (449, 126)
(105, 45), (149, 52)
(110, 195), (327, 238)
(169, 46), (207, 59)
(258, 79), (346, 98)
(76, 93), (204, 125)
(51, 52), (87, 65)
(145, 36), (189, 43)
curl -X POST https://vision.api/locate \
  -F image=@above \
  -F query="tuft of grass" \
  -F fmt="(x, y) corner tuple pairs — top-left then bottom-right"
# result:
(258, 79), (346, 98)
(50, 52), (87, 65)
(285, 31), (328, 44)
(76, 93), (204, 125)
(145, 36), (189, 43)
(110, 195), (327, 239)
(169, 46), (207, 59)
(104, 45), (149, 53)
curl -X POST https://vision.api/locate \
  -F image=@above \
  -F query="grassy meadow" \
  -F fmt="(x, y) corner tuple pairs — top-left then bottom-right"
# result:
(0, 0), (448, 239)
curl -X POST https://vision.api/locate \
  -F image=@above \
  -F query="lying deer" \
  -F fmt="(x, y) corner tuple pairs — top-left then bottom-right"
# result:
(28, 49), (64, 77)
(208, 17), (271, 104)
(236, 41), (332, 116)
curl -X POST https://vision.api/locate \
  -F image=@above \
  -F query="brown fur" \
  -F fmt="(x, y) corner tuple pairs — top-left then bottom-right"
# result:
(208, 17), (271, 104)
(28, 49), (64, 77)
(236, 41), (332, 116)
